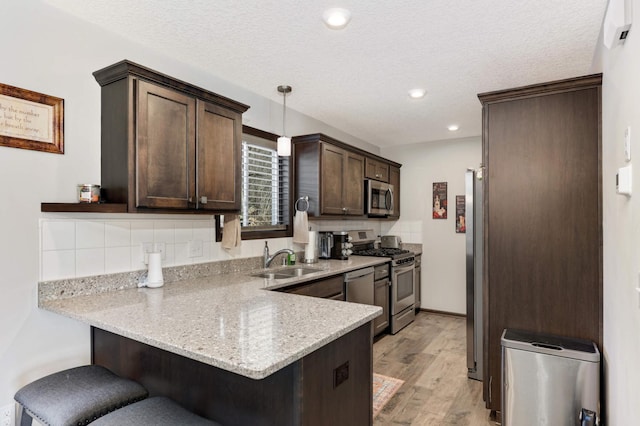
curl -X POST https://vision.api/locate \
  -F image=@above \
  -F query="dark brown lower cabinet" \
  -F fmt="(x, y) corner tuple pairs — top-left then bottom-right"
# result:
(92, 323), (372, 426)
(373, 278), (389, 335)
(280, 275), (345, 300)
(478, 74), (603, 416)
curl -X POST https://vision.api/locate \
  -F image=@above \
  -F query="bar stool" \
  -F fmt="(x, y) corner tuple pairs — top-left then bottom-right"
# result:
(91, 397), (220, 425)
(14, 365), (148, 426)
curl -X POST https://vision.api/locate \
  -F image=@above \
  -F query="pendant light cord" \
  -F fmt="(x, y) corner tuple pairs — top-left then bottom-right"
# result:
(278, 85), (292, 138)
(282, 90), (287, 137)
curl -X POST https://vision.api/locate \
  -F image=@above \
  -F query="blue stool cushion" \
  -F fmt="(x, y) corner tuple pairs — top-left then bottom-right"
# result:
(91, 397), (220, 425)
(14, 365), (148, 426)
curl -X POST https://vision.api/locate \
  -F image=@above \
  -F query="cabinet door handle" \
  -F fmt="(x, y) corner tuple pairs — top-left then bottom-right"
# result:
(188, 197), (193, 203)
(200, 196), (208, 204)
(342, 207), (348, 213)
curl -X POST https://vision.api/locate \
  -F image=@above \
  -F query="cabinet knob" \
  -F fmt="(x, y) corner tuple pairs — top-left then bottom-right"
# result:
(200, 196), (208, 204)
(342, 207), (348, 212)
(188, 197), (193, 203)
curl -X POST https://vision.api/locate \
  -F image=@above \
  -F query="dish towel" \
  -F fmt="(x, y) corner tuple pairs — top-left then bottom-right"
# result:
(222, 214), (242, 250)
(292, 210), (309, 244)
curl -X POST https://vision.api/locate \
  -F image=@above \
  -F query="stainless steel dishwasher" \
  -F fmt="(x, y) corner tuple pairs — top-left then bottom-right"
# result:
(344, 267), (375, 305)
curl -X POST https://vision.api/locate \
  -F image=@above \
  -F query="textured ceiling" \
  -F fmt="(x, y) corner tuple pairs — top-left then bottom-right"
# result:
(46, 0), (607, 147)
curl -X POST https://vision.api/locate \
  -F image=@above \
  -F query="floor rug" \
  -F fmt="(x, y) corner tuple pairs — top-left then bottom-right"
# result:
(373, 373), (404, 417)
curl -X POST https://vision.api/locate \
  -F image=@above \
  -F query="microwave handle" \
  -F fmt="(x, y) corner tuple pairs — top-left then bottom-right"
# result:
(386, 187), (394, 211)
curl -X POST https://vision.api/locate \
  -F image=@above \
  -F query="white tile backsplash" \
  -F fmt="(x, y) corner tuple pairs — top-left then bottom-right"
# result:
(105, 246), (132, 273)
(105, 221), (131, 247)
(163, 243), (175, 266)
(42, 249), (75, 280)
(174, 242), (190, 265)
(131, 221), (154, 246)
(200, 241), (213, 263)
(42, 221), (75, 251)
(131, 243), (146, 271)
(76, 248), (105, 277)
(193, 220), (213, 242)
(76, 221), (105, 249)
(153, 220), (175, 244)
(39, 217), (385, 280)
(311, 219), (382, 235)
(174, 222), (193, 244)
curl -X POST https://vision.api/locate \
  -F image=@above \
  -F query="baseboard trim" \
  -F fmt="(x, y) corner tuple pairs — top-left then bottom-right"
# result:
(419, 308), (466, 318)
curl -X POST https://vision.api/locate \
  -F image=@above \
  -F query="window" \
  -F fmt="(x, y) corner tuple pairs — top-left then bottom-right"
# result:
(216, 126), (291, 241)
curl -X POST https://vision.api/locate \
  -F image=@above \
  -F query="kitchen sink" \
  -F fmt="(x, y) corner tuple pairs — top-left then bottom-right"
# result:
(251, 267), (322, 279)
(275, 267), (322, 277)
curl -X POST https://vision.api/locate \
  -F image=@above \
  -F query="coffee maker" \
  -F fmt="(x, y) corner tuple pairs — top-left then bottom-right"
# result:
(318, 231), (353, 260)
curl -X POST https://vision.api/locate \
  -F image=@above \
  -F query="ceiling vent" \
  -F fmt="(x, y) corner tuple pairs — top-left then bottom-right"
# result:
(603, 0), (633, 49)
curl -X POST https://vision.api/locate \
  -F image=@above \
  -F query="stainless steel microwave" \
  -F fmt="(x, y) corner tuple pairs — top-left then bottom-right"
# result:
(365, 179), (394, 217)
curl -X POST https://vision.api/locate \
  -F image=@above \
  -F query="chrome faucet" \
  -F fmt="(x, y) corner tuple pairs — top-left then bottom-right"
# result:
(263, 242), (294, 268)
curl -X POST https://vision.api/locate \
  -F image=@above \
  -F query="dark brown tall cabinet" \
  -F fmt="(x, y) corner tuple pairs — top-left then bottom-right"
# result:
(478, 75), (602, 416)
(93, 60), (249, 213)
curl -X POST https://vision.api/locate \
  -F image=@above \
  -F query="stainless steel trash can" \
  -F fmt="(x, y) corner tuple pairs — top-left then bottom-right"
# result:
(501, 329), (600, 426)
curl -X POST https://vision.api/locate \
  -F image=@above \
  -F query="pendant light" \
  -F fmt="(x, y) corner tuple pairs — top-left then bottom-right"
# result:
(277, 85), (292, 157)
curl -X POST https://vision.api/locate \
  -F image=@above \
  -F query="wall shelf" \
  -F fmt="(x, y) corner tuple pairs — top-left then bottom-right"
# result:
(41, 203), (128, 213)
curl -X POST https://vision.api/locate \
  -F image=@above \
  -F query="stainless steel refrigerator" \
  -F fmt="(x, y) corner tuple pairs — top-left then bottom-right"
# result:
(466, 168), (483, 381)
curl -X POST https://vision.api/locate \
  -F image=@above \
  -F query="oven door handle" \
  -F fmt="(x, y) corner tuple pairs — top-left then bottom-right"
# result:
(393, 262), (415, 273)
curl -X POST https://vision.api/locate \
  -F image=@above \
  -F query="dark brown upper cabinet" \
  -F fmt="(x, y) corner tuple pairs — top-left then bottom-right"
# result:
(293, 133), (401, 220)
(93, 60), (248, 213)
(321, 143), (365, 216)
(365, 157), (389, 182)
(293, 134), (366, 218)
(388, 165), (400, 219)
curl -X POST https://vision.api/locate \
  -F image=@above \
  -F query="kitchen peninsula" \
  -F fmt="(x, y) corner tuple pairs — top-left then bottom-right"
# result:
(38, 257), (384, 426)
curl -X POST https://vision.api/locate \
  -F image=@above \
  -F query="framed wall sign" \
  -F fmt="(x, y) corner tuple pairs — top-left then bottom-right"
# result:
(0, 83), (64, 154)
(456, 195), (466, 233)
(432, 182), (447, 219)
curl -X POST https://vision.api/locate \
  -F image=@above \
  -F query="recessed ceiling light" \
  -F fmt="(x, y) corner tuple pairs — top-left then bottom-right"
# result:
(323, 8), (352, 29)
(448, 124), (460, 131)
(408, 88), (426, 99)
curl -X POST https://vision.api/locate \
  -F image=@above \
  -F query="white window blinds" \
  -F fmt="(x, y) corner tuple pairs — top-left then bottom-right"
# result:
(241, 141), (289, 229)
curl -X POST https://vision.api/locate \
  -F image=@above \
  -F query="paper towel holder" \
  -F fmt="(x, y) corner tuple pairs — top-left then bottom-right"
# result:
(303, 228), (319, 264)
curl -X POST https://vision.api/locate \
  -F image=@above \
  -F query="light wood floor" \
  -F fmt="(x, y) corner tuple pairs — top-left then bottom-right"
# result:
(373, 312), (496, 425)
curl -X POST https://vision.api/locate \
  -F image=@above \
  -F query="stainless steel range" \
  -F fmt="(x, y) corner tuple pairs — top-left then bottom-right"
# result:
(349, 230), (416, 334)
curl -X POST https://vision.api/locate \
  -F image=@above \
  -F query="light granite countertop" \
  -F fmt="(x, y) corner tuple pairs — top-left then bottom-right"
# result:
(39, 257), (388, 380)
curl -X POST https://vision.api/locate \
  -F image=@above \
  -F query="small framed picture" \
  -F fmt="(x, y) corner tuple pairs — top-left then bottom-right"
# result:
(456, 195), (466, 233)
(432, 182), (447, 219)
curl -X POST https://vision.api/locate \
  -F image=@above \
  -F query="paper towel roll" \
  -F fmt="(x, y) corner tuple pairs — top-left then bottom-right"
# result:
(304, 231), (317, 263)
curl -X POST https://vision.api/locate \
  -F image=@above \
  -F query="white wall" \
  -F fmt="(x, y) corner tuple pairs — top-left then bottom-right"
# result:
(0, 0), (380, 408)
(381, 137), (481, 314)
(599, 6), (640, 423)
